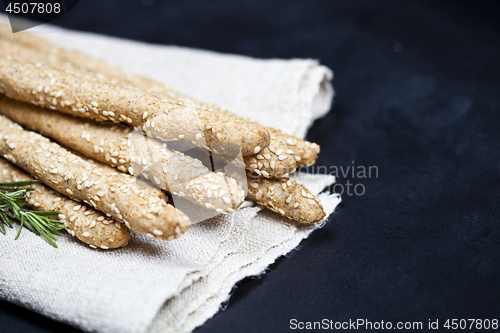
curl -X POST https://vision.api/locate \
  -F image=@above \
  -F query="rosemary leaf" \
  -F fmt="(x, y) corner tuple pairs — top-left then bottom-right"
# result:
(0, 180), (63, 248)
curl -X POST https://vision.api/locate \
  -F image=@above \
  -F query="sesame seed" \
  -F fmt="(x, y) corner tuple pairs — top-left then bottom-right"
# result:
(294, 203), (299, 208)
(286, 150), (294, 154)
(270, 161), (276, 169)
(253, 146), (261, 154)
(96, 191), (105, 197)
(50, 168), (58, 174)
(196, 133), (203, 140)
(261, 171), (270, 177)
(91, 101), (98, 107)
(275, 150), (283, 156)
(279, 155), (287, 160)
(74, 205), (82, 211)
(154, 176), (160, 184)
(264, 154), (271, 160)
(223, 196), (231, 204)
(153, 229), (163, 236)
(279, 208), (285, 215)
(257, 154), (264, 160)
(66, 189), (73, 194)
(100, 245), (109, 250)
(82, 232), (90, 237)
(69, 215), (77, 222)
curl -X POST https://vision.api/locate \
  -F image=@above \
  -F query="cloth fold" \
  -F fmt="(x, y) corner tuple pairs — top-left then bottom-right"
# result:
(0, 16), (340, 333)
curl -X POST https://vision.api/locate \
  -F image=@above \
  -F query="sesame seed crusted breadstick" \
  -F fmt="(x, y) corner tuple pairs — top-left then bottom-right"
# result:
(0, 96), (245, 213)
(266, 128), (320, 167)
(243, 137), (297, 178)
(0, 157), (130, 249)
(246, 172), (325, 224)
(0, 58), (270, 156)
(0, 25), (168, 95)
(186, 101), (320, 167)
(0, 29), (318, 164)
(0, 115), (190, 240)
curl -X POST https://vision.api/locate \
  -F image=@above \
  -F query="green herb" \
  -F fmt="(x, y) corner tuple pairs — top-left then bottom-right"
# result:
(0, 180), (64, 247)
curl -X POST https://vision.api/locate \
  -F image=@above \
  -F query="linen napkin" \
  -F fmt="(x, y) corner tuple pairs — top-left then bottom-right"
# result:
(0, 16), (340, 333)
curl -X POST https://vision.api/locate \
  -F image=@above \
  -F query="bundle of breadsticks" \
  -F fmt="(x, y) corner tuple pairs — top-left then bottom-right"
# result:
(0, 25), (326, 249)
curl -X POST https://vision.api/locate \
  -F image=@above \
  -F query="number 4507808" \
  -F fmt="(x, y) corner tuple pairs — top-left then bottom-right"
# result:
(444, 319), (498, 330)
(5, 2), (61, 14)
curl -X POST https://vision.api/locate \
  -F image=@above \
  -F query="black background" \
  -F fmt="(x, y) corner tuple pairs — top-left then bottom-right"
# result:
(1, 0), (499, 332)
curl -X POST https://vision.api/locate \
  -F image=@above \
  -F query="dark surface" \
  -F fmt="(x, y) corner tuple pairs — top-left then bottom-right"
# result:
(1, 0), (500, 332)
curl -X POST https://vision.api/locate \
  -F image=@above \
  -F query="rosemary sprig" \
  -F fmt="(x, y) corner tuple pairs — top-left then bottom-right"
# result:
(0, 180), (64, 248)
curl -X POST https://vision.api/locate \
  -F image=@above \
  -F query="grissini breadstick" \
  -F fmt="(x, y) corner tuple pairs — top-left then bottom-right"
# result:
(265, 128), (320, 167)
(0, 58), (270, 156)
(183, 99), (320, 167)
(0, 31), (317, 164)
(0, 96), (245, 213)
(0, 25), (169, 95)
(246, 172), (325, 224)
(243, 137), (297, 178)
(0, 115), (190, 240)
(0, 158), (130, 249)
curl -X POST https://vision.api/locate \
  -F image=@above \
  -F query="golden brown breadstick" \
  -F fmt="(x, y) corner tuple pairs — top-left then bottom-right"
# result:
(0, 115), (190, 240)
(0, 31), (317, 164)
(0, 58), (269, 156)
(0, 158), (130, 249)
(0, 96), (245, 213)
(243, 137), (297, 178)
(0, 25), (168, 94)
(188, 101), (320, 167)
(246, 172), (325, 224)
(266, 128), (320, 167)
